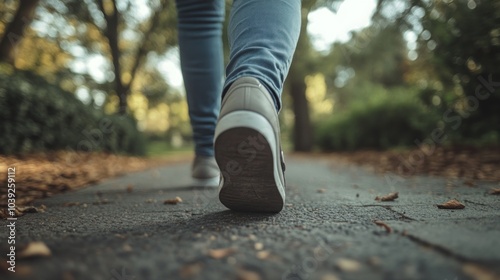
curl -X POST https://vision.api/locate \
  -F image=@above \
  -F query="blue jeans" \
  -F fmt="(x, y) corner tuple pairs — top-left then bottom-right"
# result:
(175, 0), (301, 156)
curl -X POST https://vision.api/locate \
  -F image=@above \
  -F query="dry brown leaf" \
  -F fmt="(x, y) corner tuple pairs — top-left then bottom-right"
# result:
(126, 184), (134, 193)
(375, 192), (399, 202)
(0, 151), (172, 210)
(463, 263), (499, 280)
(14, 206), (43, 217)
(115, 234), (126, 239)
(336, 258), (361, 272)
(317, 188), (326, 193)
(179, 263), (203, 279)
(63, 202), (81, 207)
(437, 199), (465, 209)
(368, 256), (382, 267)
(254, 242), (264, 250)
(122, 243), (133, 252)
(16, 206), (45, 213)
(373, 220), (392, 233)
(321, 273), (340, 280)
(489, 188), (500, 195)
(208, 248), (236, 259)
(256, 250), (270, 260)
(464, 180), (476, 187)
(237, 269), (261, 280)
(18, 242), (51, 259)
(0, 209), (9, 219)
(164, 197), (183, 205)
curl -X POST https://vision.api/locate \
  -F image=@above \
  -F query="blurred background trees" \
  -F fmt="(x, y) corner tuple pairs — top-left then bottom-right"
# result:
(0, 0), (498, 156)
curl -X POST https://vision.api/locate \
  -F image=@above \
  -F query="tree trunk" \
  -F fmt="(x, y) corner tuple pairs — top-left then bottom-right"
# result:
(289, 73), (314, 151)
(286, 4), (314, 151)
(98, 0), (165, 114)
(0, 0), (40, 64)
(98, 0), (128, 114)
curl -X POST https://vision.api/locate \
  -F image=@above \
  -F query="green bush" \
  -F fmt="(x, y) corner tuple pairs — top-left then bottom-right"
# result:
(0, 65), (145, 155)
(316, 87), (439, 151)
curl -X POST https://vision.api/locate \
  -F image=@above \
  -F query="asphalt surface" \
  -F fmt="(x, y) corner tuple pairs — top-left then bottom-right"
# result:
(1, 155), (499, 280)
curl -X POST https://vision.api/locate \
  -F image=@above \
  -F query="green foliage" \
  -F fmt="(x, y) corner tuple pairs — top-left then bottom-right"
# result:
(0, 65), (145, 155)
(414, 0), (500, 144)
(316, 86), (439, 151)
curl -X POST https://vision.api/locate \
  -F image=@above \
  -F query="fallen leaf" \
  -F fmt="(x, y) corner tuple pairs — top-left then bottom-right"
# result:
(122, 243), (133, 252)
(254, 242), (264, 250)
(464, 180), (476, 187)
(373, 220), (392, 233)
(489, 188), (500, 195)
(18, 242), (51, 259)
(256, 250), (270, 260)
(375, 192), (399, 202)
(114, 234), (126, 239)
(368, 256), (381, 267)
(437, 199), (465, 209)
(179, 263), (203, 279)
(63, 202), (81, 207)
(317, 188), (326, 193)
(164, 196), (183, 205)
(237, 268), (261, 280)
(208, 248), (236, 259)
(14, 205), (43, 217)
(336, 258), (361, 272)
(0, 209), (9, 219)
(321, 273), (340, 280)
(126, 184), (134, 193)
(463, 263), (499, 280)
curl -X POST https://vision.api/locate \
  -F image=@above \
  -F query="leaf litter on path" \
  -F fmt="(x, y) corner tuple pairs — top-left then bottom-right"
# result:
(335, 258), (362, 272)
(437, 199), (465, 209)
(164, 196), (182, 205)
(208, 248), (236, 259)
(489, 188), (500, 195)
(18, 242), (51, 259)
(375, 192), (399, 202)
(373, 220), (392, 233)
(237, 268), (262, 280)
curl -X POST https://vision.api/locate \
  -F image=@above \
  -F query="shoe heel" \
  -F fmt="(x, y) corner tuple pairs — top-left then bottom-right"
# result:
(215, 111), (284, 213)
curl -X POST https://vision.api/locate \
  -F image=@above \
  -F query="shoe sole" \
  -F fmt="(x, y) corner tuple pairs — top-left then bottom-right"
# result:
(215, 111), (284, 213)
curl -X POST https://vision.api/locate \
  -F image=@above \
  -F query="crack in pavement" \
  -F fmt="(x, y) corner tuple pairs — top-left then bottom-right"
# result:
(403, 232), (500, 277)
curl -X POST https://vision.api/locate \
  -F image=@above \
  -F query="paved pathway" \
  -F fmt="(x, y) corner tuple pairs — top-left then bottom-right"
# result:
(1, 155), (499, 280)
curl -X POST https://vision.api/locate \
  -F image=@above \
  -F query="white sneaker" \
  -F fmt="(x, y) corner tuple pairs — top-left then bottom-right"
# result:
(192, 156), (220, 187)
(214, 77), (286, 213)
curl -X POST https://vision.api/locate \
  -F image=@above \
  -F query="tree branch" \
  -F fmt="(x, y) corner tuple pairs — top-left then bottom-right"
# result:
(124, 0), (166, 94)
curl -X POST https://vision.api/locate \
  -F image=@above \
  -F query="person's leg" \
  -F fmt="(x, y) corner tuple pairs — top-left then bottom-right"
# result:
(215, 0), (301, 212)
(224, 0), (302, 111)
(175, 0), (224, 186)
(175, 0), (225, 157)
